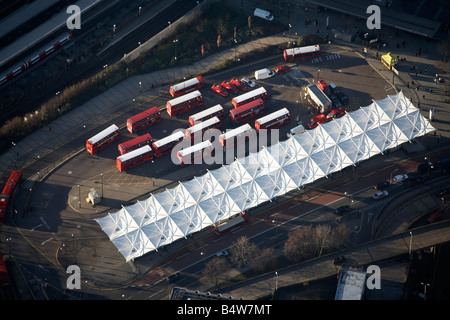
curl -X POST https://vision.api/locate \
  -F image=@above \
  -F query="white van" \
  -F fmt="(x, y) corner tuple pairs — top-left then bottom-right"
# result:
(254, 8), (274, 21)
(255, 68), (274, 80)
(286, 124), (306, 138)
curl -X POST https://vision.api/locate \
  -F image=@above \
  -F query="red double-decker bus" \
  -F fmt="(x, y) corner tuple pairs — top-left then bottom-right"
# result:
(169, 76), (204, 97)
(283, 44), (321, 62)
(177, 140), (214, 167)
(116, 145), (154, 172)
(86, 124), (120, 155)
(255, 108), (291, 132)
(127, 107), (161, 134)
(218, 123), (255, 148)
(118, 133), (153, 155)
(185, 116), (221, 142)
(231, 87), (268, 108)
(0, 170), (22, 224)
(229, 98), (265, 125)
(166, 90), (203, 117)
(151, 131), (185, 158)
(188, 104), (224, 126)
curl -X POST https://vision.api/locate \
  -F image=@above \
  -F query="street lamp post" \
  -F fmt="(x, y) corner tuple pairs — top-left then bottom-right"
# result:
(78, 184), (81, 208)
(272, 219), (278, 248)
(101, 173), (103, 198)
(409, 231), (413, 258)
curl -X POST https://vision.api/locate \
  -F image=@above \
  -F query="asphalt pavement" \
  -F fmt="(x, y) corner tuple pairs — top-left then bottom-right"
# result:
(1, 0), (450, 300)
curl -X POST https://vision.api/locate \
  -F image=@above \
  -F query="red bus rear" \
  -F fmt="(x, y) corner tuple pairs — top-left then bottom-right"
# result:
(185, 117), (221, 142)
(118, 133), (153, 155)
(169, 76), (204, 97)
(229, 98), (265, 125)
(86, 124), (120, 155)
(283, 44), (321, 62)
(166, 90), (203, 117)
(116, 145), (154, 172)
(151, 131), (185, 158)
(255, 108), (290, 132)
(188, 104), (224, 126)
(0, 170), (22, 224)
(127, 107), (161, 134)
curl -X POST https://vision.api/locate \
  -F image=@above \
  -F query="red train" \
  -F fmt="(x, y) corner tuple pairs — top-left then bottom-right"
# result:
(0, 170), (22, 224)
(0, 31), (73, 87)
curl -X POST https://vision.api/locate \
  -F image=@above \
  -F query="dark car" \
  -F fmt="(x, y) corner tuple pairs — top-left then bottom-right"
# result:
(407, 176), (426, 187)
(337, 92), (349, 106)
(335, 205), (351, 216)
(166, 272), (181, 283)
(374, 180), (390, 190)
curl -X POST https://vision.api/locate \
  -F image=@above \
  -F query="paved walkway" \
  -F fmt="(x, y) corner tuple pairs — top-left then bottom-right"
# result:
(1, 0), (450, 300)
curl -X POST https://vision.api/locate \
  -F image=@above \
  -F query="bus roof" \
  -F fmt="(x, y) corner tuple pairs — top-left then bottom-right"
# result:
(88, 124), (119, 145)
(128, 107), (160, 124)
(232, 87), (266, 104)
(230, 98), (264, 117)
(284, 44), (321, 56)
(117, 145), (152, 162)
(186, 116), (220, 134)
(189, 104), (223, 122)
(167, 90), (202, 106)
(153, 131), (185, 148)
(219, 123), (253, 140)
(170, 76), (202, 92)
(119, 134), (152, 149)
(178, 140), (212, 157)
(256, 108), (290, 125)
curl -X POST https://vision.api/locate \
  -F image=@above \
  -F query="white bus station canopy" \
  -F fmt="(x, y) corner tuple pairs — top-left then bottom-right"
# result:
(96, 91), (435, 261)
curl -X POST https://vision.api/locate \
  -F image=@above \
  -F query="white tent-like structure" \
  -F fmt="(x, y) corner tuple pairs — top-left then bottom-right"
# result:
(96, 91), (435, 261)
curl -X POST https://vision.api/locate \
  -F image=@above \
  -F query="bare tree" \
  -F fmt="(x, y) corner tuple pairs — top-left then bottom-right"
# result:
(202, 257), (229, 289)
(252, 247), (275, 272)
(283, 225), (316, 262)
(314, 224), (332, 257)
(330, 223), (352, 250)
(437, 40), (450, 63)
(201, 44), (205, 57)
(217, 34), (222, 48)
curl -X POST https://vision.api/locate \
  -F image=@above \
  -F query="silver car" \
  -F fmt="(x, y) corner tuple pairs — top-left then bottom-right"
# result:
(373, 190), (388, 199)
(241, 77), (256, 88)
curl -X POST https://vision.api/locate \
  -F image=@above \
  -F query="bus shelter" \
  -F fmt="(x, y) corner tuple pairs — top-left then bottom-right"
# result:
(96, 91), (435, 262)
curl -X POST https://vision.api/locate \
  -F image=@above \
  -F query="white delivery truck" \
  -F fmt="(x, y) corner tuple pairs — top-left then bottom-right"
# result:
(255, 68), (274, 80)
(286, 124), (306, 138)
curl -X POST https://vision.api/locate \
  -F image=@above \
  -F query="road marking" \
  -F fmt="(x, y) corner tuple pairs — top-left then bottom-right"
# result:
(39, 217), (50, 230)
(41, 238), (53, 245)
(31, 224), (42, 231)
(363, 172), (375, 178)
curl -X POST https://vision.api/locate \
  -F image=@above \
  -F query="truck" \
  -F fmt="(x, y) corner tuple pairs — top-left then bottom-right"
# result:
(305, 84), (332, 113)
(255, 68), (275, 80)
(316, 80), (342, 108)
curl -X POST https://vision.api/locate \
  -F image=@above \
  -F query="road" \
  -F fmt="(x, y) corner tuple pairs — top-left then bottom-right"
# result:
(114, 148), (449, 300)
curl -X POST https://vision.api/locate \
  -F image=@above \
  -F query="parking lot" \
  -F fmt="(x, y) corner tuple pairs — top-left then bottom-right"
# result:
(49, 46), (395, 216)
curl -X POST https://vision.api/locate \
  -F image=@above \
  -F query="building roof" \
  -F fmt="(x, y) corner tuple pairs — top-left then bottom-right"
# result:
(96, 91), (435, 262)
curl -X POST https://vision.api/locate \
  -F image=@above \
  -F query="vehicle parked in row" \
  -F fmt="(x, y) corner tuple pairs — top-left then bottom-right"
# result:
(221, 81), (238, 93)
(373, 190), (388, 199)
(241, 77), (256, 88)
(230, 77), (247, 91)
(211, 84), (228, 96)
(307, 113), (329, 129)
